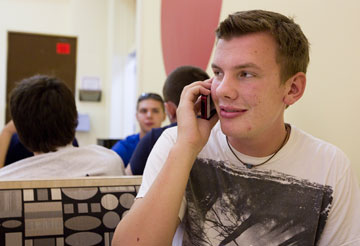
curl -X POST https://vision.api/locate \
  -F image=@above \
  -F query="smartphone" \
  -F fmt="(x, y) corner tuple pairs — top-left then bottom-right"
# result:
(201, 94), (216, 120)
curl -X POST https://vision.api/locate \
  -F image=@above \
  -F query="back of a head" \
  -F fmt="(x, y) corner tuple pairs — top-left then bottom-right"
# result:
(10, 75), (78, 153)
(215, 10), (310, 83)
(163, 66), (209, 106)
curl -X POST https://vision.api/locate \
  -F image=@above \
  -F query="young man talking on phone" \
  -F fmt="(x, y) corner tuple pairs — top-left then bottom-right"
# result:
(113, 10), (360, 245)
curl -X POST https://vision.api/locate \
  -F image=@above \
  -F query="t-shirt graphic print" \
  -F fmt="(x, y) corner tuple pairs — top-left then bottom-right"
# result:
(182, 158), (333, 245)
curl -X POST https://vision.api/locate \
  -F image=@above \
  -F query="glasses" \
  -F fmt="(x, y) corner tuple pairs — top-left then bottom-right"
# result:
(137, 93), (164, 104)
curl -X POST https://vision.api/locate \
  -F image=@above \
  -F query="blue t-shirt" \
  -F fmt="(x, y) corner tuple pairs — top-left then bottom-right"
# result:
(5, 133), (33, 166)
(111, 133), (140, 167)
(130, 123), (177, 175)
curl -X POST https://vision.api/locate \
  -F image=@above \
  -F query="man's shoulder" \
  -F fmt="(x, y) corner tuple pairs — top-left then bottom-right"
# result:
(112, 133), (139, 150)
(148, 123), (177, 141)
(125, 133), (140, 141)
(74, 145), (125, 172)
(130, 123), (178, 173)
(283, 125), (351, 185)
(30, 144), (123, 165)
(118, 133), (140, 147)
(0, 145), (125, 179)
(51, 145), (125, 173)
(291, 124), (347, 157)
(0, 154), (53, 179)
(76, 144), (122, 159)
(1, 154), (38, 170)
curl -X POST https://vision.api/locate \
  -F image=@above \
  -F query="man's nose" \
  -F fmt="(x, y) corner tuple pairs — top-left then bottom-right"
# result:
(215, 75), (237, 100)
(146, 111), (153, 117)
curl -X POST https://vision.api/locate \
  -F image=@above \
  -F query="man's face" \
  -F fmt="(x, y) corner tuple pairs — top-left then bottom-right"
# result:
(211, 32), (289, 141)
(136, 99), (165, 135)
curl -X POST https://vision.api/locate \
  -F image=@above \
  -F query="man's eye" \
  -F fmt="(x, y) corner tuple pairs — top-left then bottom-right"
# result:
(213, 70), (223, 77)
(240, 71), (254, 78)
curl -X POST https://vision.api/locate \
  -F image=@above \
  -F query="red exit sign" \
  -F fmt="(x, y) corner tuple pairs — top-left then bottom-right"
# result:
(56, 42), (71, 55)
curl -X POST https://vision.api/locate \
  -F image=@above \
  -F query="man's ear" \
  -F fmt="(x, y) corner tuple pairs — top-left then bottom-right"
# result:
(283, 72), (306, 106)
(164, 101), (177, 122)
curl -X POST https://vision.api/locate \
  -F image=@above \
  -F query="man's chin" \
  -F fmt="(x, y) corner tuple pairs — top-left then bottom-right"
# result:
(219, 123), (234, 137)
(220, 121), (250, 138)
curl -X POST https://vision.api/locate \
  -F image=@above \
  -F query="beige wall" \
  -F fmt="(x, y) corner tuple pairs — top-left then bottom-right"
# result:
(136, 0), (360, 180)
(0, 0), (71, 127)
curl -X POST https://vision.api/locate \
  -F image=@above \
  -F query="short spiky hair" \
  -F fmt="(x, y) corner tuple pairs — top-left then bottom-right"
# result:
(163, 66), (209, 106)
(216, 10), (310, 83)
(10, 75), (78, 153)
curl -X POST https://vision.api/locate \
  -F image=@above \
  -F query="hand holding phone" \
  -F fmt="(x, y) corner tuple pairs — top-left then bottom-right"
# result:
(201, 94), (216, 120)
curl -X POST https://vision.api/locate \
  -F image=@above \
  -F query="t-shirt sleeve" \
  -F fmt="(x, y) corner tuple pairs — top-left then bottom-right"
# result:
(110, 152), (126, 176)
(130, 131), (154, 175)
(136, 127), (187, 220)
(111, 140), (130, 166)
(318, 154), (360, 245)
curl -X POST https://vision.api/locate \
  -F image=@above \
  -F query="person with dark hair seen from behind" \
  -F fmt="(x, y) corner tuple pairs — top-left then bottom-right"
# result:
(0, 75), (125, 179)
(112, 10), (360, 245)
(111, 92), (165, 167)
(127, 65), (209, 175)
(0, 120), (79, 168)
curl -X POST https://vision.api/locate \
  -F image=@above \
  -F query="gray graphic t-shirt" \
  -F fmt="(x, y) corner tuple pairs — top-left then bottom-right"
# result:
(182, 158), (333, 245)
(137, 124), (360, 246)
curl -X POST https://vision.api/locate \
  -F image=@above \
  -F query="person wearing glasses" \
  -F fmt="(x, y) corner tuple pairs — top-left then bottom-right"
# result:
(127, 66), (209, 175)
(111, 93), (166, 167)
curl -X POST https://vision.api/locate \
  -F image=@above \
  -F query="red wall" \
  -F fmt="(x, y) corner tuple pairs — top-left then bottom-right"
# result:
(161, 0), (222, 75)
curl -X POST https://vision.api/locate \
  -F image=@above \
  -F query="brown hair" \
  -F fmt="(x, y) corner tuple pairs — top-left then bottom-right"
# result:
(10, 75), (78, 153)
(216, 10), (310, 83)
(163, 66), (209, 106)
(136, 93), (165, 112)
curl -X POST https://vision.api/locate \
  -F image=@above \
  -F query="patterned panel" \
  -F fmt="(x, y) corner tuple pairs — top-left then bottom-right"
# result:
(0, 185), (139, 246)
(0, 190), (22, 218)
(24, 202), (63, 237)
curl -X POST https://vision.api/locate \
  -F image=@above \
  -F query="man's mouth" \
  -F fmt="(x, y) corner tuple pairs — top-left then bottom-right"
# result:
(220, 106), (247, 118)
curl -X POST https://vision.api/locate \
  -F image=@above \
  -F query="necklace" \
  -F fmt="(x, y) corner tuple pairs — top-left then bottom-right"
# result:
(226, 124), (290, 169)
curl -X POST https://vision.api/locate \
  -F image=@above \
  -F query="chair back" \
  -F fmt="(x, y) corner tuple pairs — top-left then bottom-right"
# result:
(0, 176), (142, 246)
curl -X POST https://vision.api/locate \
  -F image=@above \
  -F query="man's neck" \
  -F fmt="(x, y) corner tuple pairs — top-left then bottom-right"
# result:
(33, 143), (73, 156)
(227, 124), (289, 157)
(139, 131), (146, 139)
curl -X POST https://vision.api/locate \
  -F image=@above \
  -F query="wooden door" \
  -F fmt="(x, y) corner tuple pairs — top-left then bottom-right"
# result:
(6, 32), (77, 122)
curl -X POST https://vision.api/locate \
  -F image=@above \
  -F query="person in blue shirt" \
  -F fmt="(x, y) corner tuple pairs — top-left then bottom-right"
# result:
(111, 93), (165, 167)
(127, 66), (209, 175)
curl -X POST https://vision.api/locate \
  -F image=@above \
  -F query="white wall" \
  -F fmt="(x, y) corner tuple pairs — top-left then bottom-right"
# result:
(0, 0), (137, 146)
(108, 0), (137, 138)
(69, 0), (136, 144)
(68, 0), (110, 145)
(0, 0), (72, 127)
(136, 0), (165, 95)
(136, 0), (360, 180)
